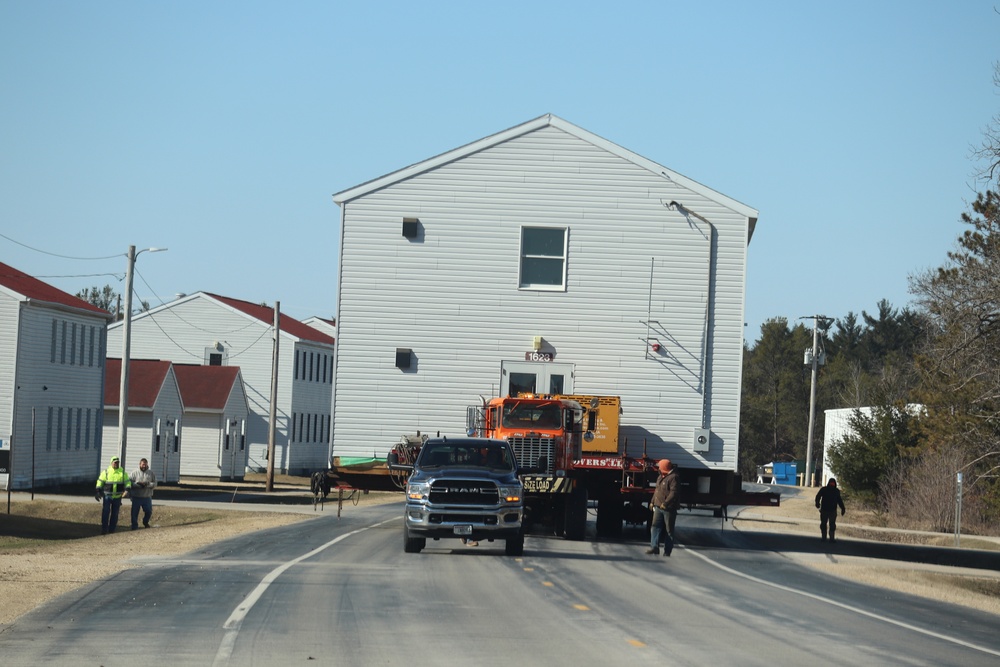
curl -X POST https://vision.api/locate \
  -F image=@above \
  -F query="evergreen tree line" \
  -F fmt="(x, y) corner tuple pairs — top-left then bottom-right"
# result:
(741, 67), (1000, 533)
(741, 190), (1000, 534)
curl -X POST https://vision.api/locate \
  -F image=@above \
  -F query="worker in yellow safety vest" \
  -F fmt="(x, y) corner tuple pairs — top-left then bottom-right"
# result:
(95, 456), (131, 535)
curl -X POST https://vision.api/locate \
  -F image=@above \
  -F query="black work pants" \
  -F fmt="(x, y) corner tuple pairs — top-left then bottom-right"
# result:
(820, 509), (838, 539)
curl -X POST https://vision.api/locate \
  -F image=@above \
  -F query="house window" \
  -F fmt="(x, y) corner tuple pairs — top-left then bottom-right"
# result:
(46, 407), (53, 451)
(519, 226), (567, 289)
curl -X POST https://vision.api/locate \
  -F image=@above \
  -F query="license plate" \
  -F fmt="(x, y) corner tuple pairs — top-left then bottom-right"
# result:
(453, 525), (473, 536)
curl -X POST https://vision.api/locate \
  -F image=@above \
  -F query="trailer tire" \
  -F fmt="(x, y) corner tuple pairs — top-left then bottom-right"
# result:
(505, 533), (524, 556)
(403, 526), (425, 553)
(563, 487), (588, 541)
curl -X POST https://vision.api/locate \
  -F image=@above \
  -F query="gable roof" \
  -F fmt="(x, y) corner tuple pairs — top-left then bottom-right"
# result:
(204, 293), (336, 345)
(104, 358), (174, 408)
(112, 291), (336, 346)
(302, 316), (337, 338)
(0, 261), (112, 317)
(332, 113), (759, 222)
(173, 364), (243, 411)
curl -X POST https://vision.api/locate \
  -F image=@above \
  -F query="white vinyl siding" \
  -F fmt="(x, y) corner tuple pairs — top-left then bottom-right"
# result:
(288, 342), (335, 468)
(3, 299), (107, 489)
(331, 121), (754, 472)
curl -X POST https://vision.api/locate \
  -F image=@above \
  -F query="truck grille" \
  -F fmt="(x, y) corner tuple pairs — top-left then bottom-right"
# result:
(507, 437), (554, 474)
(428, 479), (500, 505)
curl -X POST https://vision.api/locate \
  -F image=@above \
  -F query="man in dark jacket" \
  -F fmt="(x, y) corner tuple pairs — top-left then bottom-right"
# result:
(815, 477), (846, 542)
(646, 459), (679, 557)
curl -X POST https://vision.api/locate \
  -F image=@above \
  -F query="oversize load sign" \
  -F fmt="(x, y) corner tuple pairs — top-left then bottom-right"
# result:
(575, 457), (624, 469)
(521, 475), (572, 493)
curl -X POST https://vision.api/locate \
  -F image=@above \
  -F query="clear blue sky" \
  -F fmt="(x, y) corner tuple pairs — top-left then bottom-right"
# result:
(2, 2), (997, 342)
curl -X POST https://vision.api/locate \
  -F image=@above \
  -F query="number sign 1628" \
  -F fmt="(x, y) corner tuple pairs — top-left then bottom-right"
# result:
(524, 351), (554, 362)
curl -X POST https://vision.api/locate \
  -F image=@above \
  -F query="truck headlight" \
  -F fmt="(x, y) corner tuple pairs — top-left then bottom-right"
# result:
(407, 482), (430, 501)
(499, 486), (522, 503)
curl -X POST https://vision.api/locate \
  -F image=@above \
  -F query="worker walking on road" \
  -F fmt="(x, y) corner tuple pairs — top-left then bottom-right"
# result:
(95, 456), (131, 535)
(815, 477), (846, 542)
(129, 457), (157, 530)
(646, 458), (679, 557)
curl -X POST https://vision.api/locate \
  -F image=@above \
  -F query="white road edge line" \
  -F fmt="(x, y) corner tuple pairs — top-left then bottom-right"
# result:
(213, 517), (397, 666)
(685, 546), (1000, 658)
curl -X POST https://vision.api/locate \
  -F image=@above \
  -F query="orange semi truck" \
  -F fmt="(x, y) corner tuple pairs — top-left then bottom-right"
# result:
(466, 393), (779, 540)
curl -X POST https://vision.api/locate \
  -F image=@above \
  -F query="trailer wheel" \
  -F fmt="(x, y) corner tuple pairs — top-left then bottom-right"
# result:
(505, 533), (524, 556)
(563, 487), (588, 541)
(403, 526), (425, 553)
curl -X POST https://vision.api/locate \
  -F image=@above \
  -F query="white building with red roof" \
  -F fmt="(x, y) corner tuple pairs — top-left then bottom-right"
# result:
(107, 292), (334, 474)
(103, 358), (183, 483)
(0, 261), (113, 489)
(173, 363), (249, 480)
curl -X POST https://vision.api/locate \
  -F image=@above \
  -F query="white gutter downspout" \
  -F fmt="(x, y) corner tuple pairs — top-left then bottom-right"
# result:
(668, 201), (714, 430)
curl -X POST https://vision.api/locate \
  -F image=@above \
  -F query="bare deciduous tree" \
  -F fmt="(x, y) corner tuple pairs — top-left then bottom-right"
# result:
(972, 61), (1000, 188)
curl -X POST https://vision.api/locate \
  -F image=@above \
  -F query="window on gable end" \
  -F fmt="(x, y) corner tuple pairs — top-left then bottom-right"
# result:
(519, 226), (567, 290)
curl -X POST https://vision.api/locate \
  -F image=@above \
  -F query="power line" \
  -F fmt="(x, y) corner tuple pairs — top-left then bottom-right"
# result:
(0, 232), (124, 260)
(36, 273), (124, 281)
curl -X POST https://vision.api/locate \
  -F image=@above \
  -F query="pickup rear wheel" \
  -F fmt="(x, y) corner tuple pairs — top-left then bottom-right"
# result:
(505, 533), (524, 556)
(403, 526), (425, 553)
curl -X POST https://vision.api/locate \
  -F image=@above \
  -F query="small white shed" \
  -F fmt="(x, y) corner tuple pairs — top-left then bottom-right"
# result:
(104, 358), (183, 483)
(174, 364), (250, 481)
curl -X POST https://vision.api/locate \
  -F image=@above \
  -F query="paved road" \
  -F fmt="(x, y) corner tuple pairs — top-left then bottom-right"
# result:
(2, 502), (998, 666)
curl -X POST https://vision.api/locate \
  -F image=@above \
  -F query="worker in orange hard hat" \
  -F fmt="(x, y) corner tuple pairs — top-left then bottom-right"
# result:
(647, 458), (679, 557)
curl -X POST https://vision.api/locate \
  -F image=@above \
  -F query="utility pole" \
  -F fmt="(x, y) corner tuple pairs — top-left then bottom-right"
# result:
(803, 314), (829, 487)
(266, 302), (280, 492)
(117, 245), (137, 466)
(117, 245), (167, 467)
